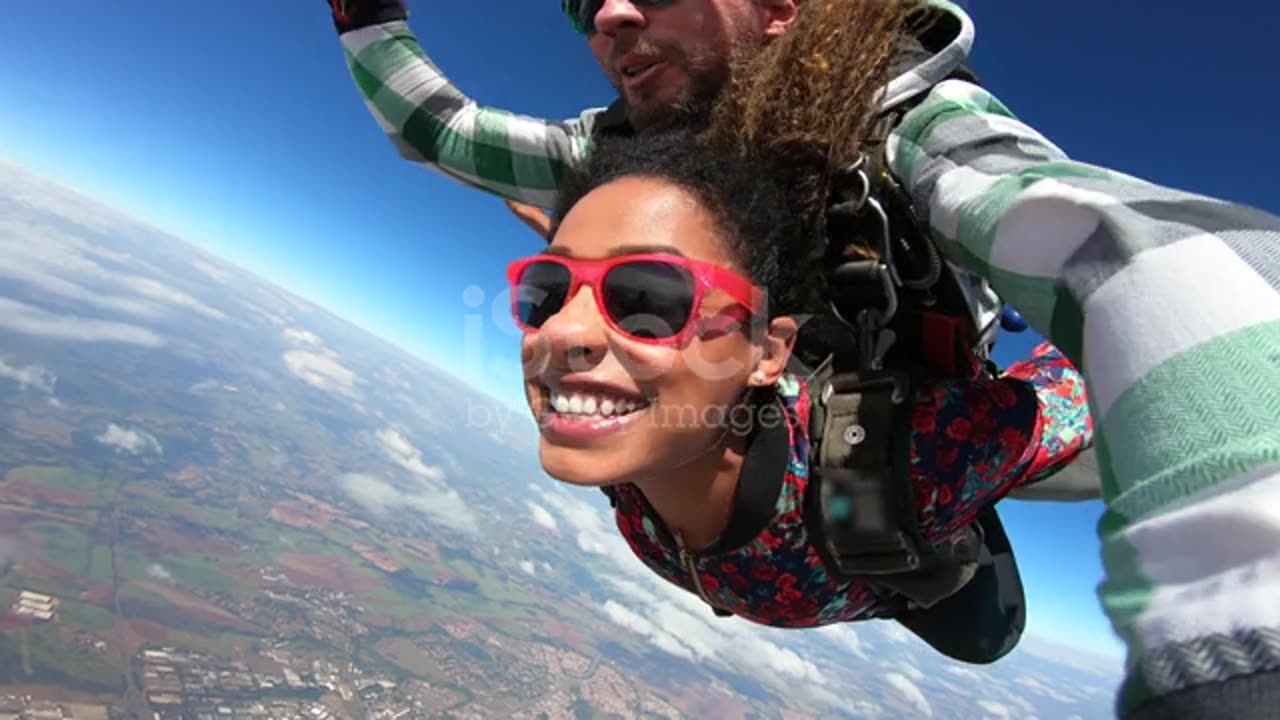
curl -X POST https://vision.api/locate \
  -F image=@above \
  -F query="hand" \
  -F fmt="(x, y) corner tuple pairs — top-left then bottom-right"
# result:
(326, 0), (407, 34)
(505, 198), (553, 241)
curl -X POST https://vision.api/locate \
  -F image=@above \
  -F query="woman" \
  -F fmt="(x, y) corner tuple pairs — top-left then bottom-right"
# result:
(503, 0), (1092, 660)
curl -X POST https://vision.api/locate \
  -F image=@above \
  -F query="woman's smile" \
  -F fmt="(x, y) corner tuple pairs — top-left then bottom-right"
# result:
(534, 379), (654, 444)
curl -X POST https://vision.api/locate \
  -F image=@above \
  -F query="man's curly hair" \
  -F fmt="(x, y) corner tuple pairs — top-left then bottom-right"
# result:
(548, 0), (924, 367)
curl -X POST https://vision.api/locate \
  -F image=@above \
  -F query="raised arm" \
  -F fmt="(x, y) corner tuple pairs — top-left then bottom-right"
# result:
(327, 0), (603, 208)
(887, 78), (1280, 720)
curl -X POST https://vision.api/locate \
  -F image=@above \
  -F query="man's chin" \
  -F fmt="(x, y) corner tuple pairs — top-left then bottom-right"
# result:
(624, 99), (671, 132)
(628, 95), (716, 133)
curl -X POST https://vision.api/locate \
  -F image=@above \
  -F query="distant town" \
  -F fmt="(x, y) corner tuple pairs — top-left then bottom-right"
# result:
(0, 567), (686, 720)
(0, 636), (682, 720)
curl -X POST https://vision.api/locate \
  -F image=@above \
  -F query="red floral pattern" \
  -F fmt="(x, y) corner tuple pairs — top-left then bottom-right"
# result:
(606, 341), (1093, 628)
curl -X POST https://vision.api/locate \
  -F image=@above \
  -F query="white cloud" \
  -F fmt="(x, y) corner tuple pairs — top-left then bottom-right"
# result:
(527, 502), (559, 532)
(254, 307), (291, 328)
(0, 298), (163, 347)
(271, 287), (316, 315)
(187, 379), (222, 394)
(816, 625), (867, 660)
(0, 248), (154, 317)
(190, 254), (236, 283)
(192, 258), (231, 284)
(1014, 673), (1080, 704)
(96, 423), (162, 455)
(519, 561), (536, 576)
(532, 485), (642, 574)
(977, 699), (1011, 719)
(114, 274), (225, 321)
(283, 327), (322, 346)
(895, 660), (925, 683)
(0, 160), (159, 240)
(379, 368), (412, 392)
(338, 472), (477, 535)
(376, 427), (445, 482)
(0, 358), (56, 393)
(532, 484), (832, 699)
(283, 349), (360, 400)
(601, 599), (696, 661)
(278, 325), (364, 402)
(1021, 635), (1124, 678)
(876, 620), (915, 645)
(885, 672), (933, 718)
(0, 223), (224, 321)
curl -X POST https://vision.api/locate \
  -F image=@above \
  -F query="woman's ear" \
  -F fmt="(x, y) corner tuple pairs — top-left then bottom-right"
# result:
(750, 316), (799, 386)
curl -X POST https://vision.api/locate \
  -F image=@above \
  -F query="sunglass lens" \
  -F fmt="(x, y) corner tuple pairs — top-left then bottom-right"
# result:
(562, 0), (598, 34)
(515, 261), (571, 328)
(603, 261), (695, 339)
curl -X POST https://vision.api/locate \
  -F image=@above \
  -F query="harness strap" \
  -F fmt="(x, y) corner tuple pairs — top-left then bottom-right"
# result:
(921, 309), (980, 379)
(800, 390), (986, 605)
(807, 358), (983, 610)
(811, 363), (918, 573)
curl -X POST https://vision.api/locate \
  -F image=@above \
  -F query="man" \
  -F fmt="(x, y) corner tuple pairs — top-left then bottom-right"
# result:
(326, 1), (1280, 718)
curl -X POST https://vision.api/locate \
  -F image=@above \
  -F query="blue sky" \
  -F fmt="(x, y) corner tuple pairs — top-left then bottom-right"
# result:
(0, 1), (1273, 663)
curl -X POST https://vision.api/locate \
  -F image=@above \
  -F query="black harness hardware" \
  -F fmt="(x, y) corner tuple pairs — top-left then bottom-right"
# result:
(807, 357), (984, 611)
(805, 152), (989, 612)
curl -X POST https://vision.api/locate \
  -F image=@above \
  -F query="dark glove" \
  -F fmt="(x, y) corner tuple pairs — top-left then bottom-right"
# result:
(327, 0), (408, 34)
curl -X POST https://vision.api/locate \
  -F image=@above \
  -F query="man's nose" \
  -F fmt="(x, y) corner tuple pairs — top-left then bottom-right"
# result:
(593, 0), (646, 36)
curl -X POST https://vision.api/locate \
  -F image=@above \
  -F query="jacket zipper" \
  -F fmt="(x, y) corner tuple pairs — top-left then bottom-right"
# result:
(674, 531), (716, 608)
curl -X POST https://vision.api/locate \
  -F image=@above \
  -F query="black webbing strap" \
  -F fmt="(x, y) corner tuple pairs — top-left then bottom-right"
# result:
(807, 358), (984, 610)
(812, 364), (919, 573)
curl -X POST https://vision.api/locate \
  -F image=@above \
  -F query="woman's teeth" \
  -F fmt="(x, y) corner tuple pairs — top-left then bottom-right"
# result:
(549, 390), (647, 418)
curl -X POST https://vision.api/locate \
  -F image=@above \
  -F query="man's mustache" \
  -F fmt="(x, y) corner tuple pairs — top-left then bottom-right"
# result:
(610, 37), (677, 68)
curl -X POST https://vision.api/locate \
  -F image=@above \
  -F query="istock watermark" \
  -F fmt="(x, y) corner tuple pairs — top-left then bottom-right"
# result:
(463, 393), (791, 437)
(636, 397), (791, 434)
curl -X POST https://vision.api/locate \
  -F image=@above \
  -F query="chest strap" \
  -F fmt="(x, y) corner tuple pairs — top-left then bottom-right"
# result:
(806, 357), (983, 611)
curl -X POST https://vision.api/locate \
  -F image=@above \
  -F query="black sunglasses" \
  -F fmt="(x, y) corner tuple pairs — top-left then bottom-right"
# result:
(506, 253), (760, 344)
(560, 0), (676, 35)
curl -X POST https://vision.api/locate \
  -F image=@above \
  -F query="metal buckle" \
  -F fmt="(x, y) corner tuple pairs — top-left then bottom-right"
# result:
(820, 369), (909, 406)
(823, 157), (904, 372)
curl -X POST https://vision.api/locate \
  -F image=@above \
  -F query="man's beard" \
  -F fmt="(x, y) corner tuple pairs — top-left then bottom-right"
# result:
(619, 35), (763, 132)
(624, 74), (719, 132)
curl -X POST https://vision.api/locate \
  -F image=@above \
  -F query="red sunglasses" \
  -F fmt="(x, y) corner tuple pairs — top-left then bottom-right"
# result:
(505, 252), (762, 345)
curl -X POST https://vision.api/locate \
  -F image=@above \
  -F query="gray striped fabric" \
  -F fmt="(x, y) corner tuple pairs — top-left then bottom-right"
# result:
(886, 74), (1280, 717)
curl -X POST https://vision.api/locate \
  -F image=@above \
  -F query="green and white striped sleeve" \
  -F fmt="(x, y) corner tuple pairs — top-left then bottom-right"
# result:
(338, 20), (601, 208)
(887, 77), (1280, 719)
